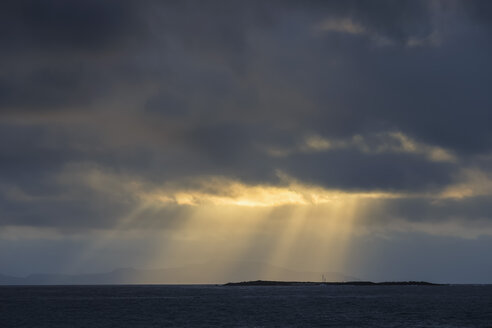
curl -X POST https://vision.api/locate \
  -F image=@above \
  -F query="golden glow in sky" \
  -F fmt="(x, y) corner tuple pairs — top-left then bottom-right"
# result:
(146, 177), (399, 207)
(126, 176), (396, 276)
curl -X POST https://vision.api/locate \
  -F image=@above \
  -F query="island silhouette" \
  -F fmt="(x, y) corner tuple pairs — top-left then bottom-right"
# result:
(224, 280), (445, 286)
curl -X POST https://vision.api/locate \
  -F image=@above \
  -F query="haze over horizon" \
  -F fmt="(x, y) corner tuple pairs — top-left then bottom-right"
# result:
(1, 0), (492, 284)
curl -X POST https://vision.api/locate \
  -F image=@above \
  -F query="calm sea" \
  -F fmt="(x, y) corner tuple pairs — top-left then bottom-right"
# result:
(1, 285), (491, 327)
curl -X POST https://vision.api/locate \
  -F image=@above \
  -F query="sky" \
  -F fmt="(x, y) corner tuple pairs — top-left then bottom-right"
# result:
(1, 0), (492, 283)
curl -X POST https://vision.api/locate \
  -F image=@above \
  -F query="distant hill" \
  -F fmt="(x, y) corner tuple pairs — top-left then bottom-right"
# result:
(0, 261), (358, 285)
(0, 274), (23, 285)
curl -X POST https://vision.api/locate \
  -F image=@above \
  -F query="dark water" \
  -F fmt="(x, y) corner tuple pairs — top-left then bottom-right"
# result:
(1, 285), (492, 327)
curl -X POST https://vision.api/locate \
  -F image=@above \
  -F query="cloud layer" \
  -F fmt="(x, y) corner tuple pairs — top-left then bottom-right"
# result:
(1, 0), (492, 281)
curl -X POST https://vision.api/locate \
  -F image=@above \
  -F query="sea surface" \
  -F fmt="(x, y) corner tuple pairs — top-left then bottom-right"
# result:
(1, 284), (491, 327)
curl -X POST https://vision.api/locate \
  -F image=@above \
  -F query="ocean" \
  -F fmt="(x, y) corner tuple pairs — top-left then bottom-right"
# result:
(1, 285), (491, 327)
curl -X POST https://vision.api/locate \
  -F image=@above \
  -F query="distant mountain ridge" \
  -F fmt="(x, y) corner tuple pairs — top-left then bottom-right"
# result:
(0, 261), (358, 285)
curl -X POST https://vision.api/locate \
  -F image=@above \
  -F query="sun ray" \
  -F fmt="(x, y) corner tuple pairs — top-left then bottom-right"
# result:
(65, 172), (401, 281)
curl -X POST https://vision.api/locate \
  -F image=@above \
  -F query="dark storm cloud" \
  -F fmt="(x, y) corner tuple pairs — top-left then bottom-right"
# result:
(280, 150), (455, 192)
(0, 189), (190, 230)
(316, 40), (492, 155)
(0, 0), (145, 112)
(294, 0), (433, 42)
(461, 0), (492, 26)
(0, 66), (107, 111)
(364, 195), (492, 230)
(0, 0), (142, 53)
(1, 0), (492, 229)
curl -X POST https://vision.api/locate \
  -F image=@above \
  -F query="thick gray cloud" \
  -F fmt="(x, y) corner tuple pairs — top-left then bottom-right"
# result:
(1, 1), (492, 234)
(281, 150), (455, 192)
(378, 195), (492, 225)
(0, 0), (143, 53)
